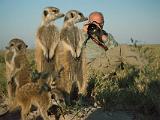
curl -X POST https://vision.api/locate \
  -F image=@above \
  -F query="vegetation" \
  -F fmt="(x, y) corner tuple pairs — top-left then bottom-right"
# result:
(88, 44), (160, 119)
(0, 45), (160, 119)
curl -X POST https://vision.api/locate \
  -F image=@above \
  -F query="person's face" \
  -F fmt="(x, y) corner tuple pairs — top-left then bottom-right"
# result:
(89, 14), (104, 29)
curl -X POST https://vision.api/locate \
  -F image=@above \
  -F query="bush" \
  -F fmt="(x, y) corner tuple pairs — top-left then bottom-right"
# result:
(88, 45), (160, 116)
(0, 55), (5, 63)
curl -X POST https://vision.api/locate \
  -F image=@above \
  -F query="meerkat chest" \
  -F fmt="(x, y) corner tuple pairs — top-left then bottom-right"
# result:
(39, 25), (59, 39)
(5, 51), (14, 69)
(38, 25), (59, 48)
(61, 26), (80, 47)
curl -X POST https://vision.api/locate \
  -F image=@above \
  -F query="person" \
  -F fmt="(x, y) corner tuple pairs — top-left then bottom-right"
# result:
(83, 11), (118, 62)
(82, 11), (146, 73)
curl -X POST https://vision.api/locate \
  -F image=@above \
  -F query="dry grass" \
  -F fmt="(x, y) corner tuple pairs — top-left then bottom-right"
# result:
(87, 44), (160, 119)
(0, 45), (160, 119)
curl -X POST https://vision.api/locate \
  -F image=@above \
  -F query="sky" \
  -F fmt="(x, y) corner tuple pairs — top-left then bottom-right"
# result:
(0, 0), (160, 49)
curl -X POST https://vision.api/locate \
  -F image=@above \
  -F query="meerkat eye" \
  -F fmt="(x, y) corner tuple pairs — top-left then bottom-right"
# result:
(10, 43), (14, 47)
(25, 45), (28, 48)
(52, 9), (58, 13)
(78, 13), (82, 16)
(71, 13), (75, 18)
(17, 44), (22, 50)
(44, 10), (48, 17)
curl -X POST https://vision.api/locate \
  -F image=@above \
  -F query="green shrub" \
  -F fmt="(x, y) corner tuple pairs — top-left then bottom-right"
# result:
(88, 45), (160, 116)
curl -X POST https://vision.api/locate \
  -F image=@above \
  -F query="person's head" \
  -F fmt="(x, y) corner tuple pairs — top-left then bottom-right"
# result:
(89, 11), (104, 29)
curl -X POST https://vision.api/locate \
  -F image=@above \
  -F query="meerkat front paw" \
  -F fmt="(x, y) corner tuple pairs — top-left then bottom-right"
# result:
(71, 49), (77, 59)
(44, 50), (50, 62)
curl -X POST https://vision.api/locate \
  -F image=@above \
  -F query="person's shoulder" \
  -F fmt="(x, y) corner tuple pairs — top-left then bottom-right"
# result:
(102, 30), (116, 42)
(108, 33), (115, 40)
(104, 32), (119, 49)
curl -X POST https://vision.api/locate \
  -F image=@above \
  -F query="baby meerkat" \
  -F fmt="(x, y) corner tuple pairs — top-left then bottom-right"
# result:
(35, 7), (64, 73)
(13, 79), (52, 120)
(13, 71), (64, 120)
(55, 10), (88, 104)
(5, 38), (30, 106)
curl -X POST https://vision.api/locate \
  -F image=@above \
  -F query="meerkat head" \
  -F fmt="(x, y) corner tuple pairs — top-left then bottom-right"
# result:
(6, 38), (28, 55)
(64, 10), (88, 25)
(42, 7), (64, 25)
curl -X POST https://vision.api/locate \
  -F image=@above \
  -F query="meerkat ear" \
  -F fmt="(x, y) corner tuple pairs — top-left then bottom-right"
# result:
(44, 10), (48, 17)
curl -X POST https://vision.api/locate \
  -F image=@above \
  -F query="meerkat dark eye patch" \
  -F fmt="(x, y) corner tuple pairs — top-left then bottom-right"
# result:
(70, 13), (75, 18)
(78, 13), (82, 16)
(10, 43), (14, 47)
(44, 10), (48, 17)
(25, 45), (28, 48)
(17, 44), (22, 50)
(52, 9), (58, 13)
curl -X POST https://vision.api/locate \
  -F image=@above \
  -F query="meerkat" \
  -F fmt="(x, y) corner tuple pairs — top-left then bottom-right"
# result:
(55, 10), (88, 104)
(12, 77), (51, 120)
(5, 38), (30, 106)
(12, 69), (65, 120)
(35, 7), (64, 73)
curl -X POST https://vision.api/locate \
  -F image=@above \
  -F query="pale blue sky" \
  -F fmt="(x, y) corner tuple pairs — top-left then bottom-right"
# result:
(0, 0), (160, 49)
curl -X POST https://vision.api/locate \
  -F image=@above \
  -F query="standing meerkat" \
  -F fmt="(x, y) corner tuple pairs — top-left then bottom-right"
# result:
(55, 10), (88, 104)
(5, 38), (30, 106)
(35, 7), (64, 73)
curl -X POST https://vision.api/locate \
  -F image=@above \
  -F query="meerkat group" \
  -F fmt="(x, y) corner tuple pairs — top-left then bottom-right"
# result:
(5, 6), (88, 120)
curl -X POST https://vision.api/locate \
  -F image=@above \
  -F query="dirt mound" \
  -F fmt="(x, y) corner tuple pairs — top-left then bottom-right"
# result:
(88, 44), (147, 74)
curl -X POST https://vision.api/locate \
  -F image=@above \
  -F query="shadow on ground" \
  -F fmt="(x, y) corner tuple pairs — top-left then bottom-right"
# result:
(85, 108), (135, 120)
(0, 109), (43, 120)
